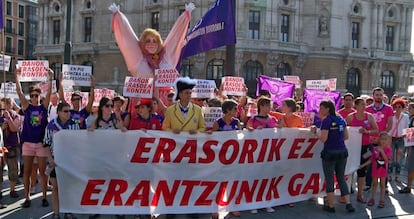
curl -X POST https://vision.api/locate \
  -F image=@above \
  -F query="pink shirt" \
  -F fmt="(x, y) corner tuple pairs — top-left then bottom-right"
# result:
(348, 112), (372, 146)
(365, 103), (394, 143)
(338, 108), (356, 119)
(371, 146), (392, 178)
(247, 115), (278, 129)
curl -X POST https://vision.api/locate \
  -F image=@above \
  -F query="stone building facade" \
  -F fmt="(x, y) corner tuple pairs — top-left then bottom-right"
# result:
(34, 0), (414, 98)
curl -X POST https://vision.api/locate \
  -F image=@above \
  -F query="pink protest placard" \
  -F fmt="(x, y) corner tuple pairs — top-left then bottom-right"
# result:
(123, 77), (153, 98)
(221, 76), (245, 96)
(155, 69), (180, 87)
(17, 60), (49, 82)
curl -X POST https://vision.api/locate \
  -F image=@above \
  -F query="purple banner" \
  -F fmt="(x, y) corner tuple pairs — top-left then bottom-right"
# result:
(256, 75), (295, 106)
(303, 89), (341, 113)
(180, 0), (236, 59)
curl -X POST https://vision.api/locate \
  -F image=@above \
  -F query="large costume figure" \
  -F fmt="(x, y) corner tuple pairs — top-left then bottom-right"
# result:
(110, 3), (194, 76)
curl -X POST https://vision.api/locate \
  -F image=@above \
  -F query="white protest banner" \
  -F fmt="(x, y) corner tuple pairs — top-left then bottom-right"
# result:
(123, 77), (153, 98)
(295, 112), (315, 128)
(283, 75), (301, 88)
(62, 64), (92, 87)
(37, 80), (57, 97)
(155, 69), (180, 87)
(17, 60), (49, 82)
(306, 79), (336, 91)
(64, 91), (88, 108)
(246, 98), (257, 117)
(192, 80), (216, 99)
(202, 107), (223, 129)
(93, 89), (115, 106)
(0, 54), (12, 71)
(0, 82), (18, 98)
(408, 85), (414, 93)
(54, 127), (361, 215)
(221, 76), (245, 96)
(403, 128), (414, 147)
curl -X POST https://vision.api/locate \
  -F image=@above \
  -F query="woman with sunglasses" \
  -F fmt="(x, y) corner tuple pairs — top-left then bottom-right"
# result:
(44, 102), (80, 219)
(88, 97), (127, 131)
(15, 68), (53, 208)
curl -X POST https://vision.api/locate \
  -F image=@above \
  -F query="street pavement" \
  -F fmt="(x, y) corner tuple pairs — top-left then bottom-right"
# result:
(1, 169), (413, 219)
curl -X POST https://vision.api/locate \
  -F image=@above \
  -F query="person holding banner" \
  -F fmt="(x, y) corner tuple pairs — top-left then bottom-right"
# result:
(162, 77), (205, 134)
(129, 98), (163, 131)
(110, 2), (194, 76)
(311, 100), (355, 213)
(43, 102), (80, 219)
(88, 97), (127, 131)
(113, 96), (130, 128)
(346, 97), (378, 203)
(399, 102), (414, 194)
(246, 96), (277, 214)
(15, 68), (53, 208)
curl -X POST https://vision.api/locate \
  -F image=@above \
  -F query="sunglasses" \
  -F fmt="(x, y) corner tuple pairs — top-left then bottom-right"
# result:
(71, 98), (81, 101)
(105, 104), (114, 108)
(61, 110), (70, 113)
(30, 94), (39, 98)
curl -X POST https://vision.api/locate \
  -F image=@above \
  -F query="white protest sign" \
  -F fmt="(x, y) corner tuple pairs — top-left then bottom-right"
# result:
(284, 75), (301, 88)
(408, 85), (414, 93)
(192, 79), (216, 99)
(0, 82), (18, 98)
(328, 78), (337, 90)
(221, 76), (245, 96)
(62, 64), (92, 87)
(202, 107), (223, 129)
(17, 60), (49, 82)
(295, 112), (315, 128)
(93, 89), (115, 106)
(155, 69), (180, 87)
(37, 80), (57, 97)
(0, 54), (12, 71)
(123, 77), (154, 98)
(306, 78), (337, 91)
(64, 91), (89, 108)
(246, 98), (257, 117)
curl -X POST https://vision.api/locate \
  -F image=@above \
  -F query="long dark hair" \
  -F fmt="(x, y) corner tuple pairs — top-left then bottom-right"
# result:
(95, 96), (114, 127)
(320, 99), (336, 116)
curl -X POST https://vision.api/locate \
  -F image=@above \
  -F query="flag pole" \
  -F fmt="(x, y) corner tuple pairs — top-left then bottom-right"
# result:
(1, 0), (5, 98)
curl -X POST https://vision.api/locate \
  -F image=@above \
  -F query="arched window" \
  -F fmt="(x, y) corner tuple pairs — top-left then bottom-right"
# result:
(276, 62), (291, 79)
(85, 0), (92, 9)
(179, 58), (194, 78)
(206, 59), (225, 86)
(242, 60), (263, 97)
(380, 70), (395, 98)
(346, 68), (360, 96)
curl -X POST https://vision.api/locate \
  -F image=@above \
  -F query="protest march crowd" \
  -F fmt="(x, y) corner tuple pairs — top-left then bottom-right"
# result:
(1, 2), (413, 219)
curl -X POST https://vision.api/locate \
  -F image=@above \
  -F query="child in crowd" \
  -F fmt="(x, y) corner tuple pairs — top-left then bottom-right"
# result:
(360, 132), (392, 208)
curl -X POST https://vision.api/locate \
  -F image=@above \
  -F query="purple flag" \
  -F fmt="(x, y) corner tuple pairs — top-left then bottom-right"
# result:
(303, 89), (341, 113)
(0, 0), (3, 29)
(180, 0), (236, 59)
(257, 75), (295, 106)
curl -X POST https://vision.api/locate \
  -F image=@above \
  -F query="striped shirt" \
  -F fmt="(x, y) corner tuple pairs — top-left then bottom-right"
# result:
(43, 118), (80, 154)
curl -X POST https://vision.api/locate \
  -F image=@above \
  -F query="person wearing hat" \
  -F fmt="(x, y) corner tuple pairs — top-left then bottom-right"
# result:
(129, 98), (163, 131)
(162, 77), (205, 134)
(58, 76), (95, 129)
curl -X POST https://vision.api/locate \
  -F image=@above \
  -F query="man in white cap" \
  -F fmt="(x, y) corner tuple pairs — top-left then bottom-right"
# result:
(162, 77), (205, 134)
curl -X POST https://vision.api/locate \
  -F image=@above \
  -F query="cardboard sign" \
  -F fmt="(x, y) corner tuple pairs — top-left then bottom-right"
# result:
(37, 80), (57, 97)
(192, 80), (216, 99)
(283, 75), (301, 88)
(306, 78), (337, 91)
(0, 82), (18, 98)
(93, 89), (115, 106)
(246, 98), (257, 117)
(123, 77), (153, 98)
(295, 112), (315, 128)
(221, 76), (245, 96)
(17, 60), (49, 82)
(202, 107), (223, 128)
(62, 64), (92, 87)
(403, 128), (414, 147)
(155, 69), (180, 87)
(0, 54), (12, 71)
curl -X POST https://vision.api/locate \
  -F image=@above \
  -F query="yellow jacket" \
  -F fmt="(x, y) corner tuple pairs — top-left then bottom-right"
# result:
(162, 103), (206, 133)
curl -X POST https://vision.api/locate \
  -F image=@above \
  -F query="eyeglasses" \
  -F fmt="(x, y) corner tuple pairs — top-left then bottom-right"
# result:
(104, 104), (114, 108)
(61, 110), (70, 113)
(30, 94), (39, 98)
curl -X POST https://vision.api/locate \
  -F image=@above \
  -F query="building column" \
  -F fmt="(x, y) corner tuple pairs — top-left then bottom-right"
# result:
(377, 4), (384, 49)
(399, 7), (407, 51)
(406, 8), (413, 51)
(371, 3), (378, 49)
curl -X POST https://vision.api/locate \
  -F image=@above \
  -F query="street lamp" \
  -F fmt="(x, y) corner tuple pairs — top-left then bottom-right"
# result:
(64, 0), (72, 64)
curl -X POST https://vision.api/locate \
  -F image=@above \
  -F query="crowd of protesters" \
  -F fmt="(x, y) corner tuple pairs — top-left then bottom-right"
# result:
(1, 69), (413, 219)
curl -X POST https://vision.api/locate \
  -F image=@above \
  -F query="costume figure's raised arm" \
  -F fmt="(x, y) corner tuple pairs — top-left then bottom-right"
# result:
(110, 4), (142, 76)
(163, 3), (194, 67)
